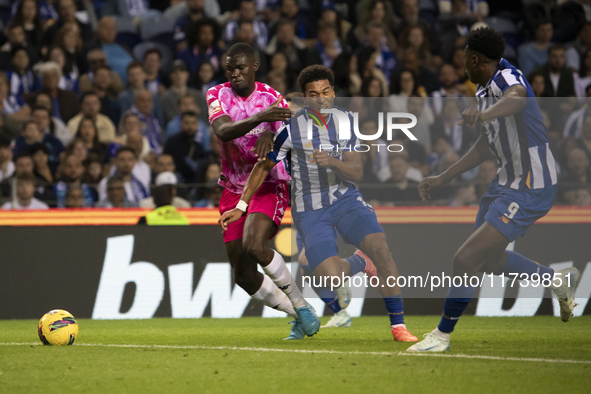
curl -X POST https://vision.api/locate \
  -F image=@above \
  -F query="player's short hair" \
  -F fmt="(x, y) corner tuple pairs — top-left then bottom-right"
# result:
(466, 27), (505, 61)
(226, 42), (255, 61)
(298, 65), (334, 93)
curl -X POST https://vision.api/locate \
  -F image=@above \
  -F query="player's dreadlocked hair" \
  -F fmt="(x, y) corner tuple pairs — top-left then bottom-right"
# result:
(466, 27), (506, 61)
(226, 42), (256, 60)
(298, 65), (335, 93)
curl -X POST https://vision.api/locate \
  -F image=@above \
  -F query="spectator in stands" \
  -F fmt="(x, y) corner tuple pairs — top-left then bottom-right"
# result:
(164, 111), (206, 183)
(449, 184), (477, 207)
(53, 23), (83, 80)
(173, 0), (210, 51)
(271, 0), (315, 41)
(177, 18), (223, 77)
(82, 16), (133, 82)
(563, 85), (591, 139)
(566, 22), (591, 72)
(140, 171), (191, 208)
(530, 73), (547, 98)
(0, 71), (30, 122)
(143, 48), (170, 97)
(559, 148), (591, 204)
(357, 22), (396, 86)
(54, 154), (97, 207)
(11, 0), (44, 52)
(5, 45), (37, 96)
(29, 142), (55, 184)
(406, 95), (434, 153)
(48, 46), (78, 93)
(64, 184), (85, 208)
(574, 187), (591, 206)
(399, 23), (440, 73)
(13, 121), (63, 171)
(0, 133), (14, 182)
(318, 0), (351, 42)
(83, 154), (106, 185)
(265, 19), (306, 74)
(43, 0), (92, 47)
(74, 116), (109, 164)
(573, 49), (591, 100)
(124, 131), (152, 188)
(67, 92), (116, 143)
(31, 99), (71, 144)
(349, 0), (396, 52)
(161, 60), (202, 125)
(224, 0), (268, 49)
(90, 66), (122, 126)
(29, 62), (79, 123)
(392, 128), (429, 178)
(383, 155), (421, 204)
(518, 19), (553, 78)
(0, 24), (31, 68)
(78, 49), (124, 97)
(102, 0), (161, 19)
(111, 112), (151, 159)
(155, 153), (177, 177)
(306, 21), (346, 70)
(1, 172), (49, 210)
(392, 48), (438, 95)
(165, 94), (210, 151)
(576, 115), (591, 162)
(118, 62), (165, 126)
(430, 99), (474, 155)
(194, 180), (223, 207)
(128, 89), (163, 154)
(534, 44), (575, 98)
(430, 63), (465, 116)
(98, 147), (150, 203)
(191, 61), (219, 101)
(0, 99), (22, 140)
(96, 175), (139, 208)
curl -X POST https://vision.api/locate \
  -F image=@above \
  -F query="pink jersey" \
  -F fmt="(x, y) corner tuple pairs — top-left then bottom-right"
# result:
(207, 81), (290, 194)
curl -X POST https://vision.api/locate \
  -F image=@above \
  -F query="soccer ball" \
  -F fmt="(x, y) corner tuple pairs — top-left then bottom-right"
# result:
(38, 309), (79, 346)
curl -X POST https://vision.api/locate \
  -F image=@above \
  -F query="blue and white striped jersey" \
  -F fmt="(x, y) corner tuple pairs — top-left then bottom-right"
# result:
(267, 107), (359, 212)
(476, 58), (558, 190)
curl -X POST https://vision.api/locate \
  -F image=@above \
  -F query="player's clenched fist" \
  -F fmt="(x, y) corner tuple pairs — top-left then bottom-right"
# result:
(312, 149), (334, 167)
(219, 208), (243, 231)
(254, 97), (291, 123)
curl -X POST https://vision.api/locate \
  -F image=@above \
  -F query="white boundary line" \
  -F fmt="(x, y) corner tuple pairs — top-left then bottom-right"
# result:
(1, 342), (590, 365)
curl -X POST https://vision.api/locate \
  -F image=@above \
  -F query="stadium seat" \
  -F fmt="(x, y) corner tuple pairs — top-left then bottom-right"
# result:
(139, 15), (176, 47)
(115, 16), (141, 51)
(132, 41), (172, 73)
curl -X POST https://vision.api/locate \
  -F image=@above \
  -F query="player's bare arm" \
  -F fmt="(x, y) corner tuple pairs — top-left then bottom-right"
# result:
(313, 150), (363, 182)
(218, 159), (277, 230)
(419, 131), (491, 201)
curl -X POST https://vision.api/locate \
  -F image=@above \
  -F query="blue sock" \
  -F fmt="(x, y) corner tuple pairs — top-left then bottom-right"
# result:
(504, 251), (554, 279)
(438, 286), (476, 333)
(384, 294), (404, 325)
(345, 255), (366, 276)
(301, 265), (341, 313)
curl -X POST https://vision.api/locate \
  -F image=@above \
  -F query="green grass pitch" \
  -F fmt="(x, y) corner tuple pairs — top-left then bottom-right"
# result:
(1, 316), (589, 393)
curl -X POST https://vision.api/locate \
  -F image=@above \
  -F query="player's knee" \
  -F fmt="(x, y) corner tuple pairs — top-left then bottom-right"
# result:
(244, 239), (268, 264)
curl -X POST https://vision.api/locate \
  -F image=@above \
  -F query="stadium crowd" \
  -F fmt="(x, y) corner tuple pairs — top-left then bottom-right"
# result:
(0, 0), (590, 210)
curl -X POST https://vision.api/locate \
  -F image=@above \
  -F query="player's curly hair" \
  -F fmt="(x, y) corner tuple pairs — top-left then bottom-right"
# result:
(466, 27), (506, 60)
(298, 65), (334, 94)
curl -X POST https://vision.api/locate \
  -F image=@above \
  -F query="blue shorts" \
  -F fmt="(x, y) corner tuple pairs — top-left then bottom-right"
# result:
(292, 190), (384, 270)
(475, 180), (557, 242)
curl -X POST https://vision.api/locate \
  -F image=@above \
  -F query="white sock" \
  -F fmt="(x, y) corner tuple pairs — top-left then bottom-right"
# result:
(433, 327), (451, 341)
(391, 323), (406, 329)
(251, 274), (297, 319)
(263, 250), (308, 309)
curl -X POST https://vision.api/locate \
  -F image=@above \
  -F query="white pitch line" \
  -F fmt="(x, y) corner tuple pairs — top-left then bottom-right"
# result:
(2, 342), (590, 365)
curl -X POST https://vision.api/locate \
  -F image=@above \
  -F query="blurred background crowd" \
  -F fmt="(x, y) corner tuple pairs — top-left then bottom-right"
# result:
(0, 0), (590, 210)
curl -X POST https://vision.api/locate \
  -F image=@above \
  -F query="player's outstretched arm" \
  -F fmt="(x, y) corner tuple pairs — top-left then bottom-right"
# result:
(212, 98), (290, 142)
(312, 150), (362, 182)
(418, 132), (491, 201)
(218, 159), (277, 230)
